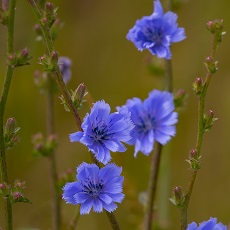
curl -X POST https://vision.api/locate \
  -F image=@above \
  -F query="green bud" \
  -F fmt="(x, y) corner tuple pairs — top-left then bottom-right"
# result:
(169, 186), (184, 207)
(192, 78), (203, 96)
(174, 89), (186, 109)
(4, 118), (20, 150)
(186, 149), (201, 170)
(204, 56), (218, 74)
(0, 7), (8, 25)
(46, 134), (58, 153)
(203, 110), (218, 132)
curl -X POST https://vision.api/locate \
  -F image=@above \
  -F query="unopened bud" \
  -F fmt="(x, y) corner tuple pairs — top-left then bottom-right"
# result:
(173, 186), (184, 205)
(45, 2), (54, 14)
(203, 110), (217, 132)
(51, 51), (58, 63)
(13, 192), (22, 199)
(0, 183), (6, 190)
(5, 118), (16, 133)
(174, 89), (186, 109)
(76, 83), (86, 103)
(189, 149), (197, 159)
(192, 78), (203, 95)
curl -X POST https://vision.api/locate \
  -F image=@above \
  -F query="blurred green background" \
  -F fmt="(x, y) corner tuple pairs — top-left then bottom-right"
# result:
(0, 0), (230, 229)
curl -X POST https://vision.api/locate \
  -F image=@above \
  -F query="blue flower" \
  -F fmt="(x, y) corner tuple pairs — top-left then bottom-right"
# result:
(127, 0), (186, 59)
(70, 101), (134, 164)
(62, 162), (124, 214)
(122, 90), (178, 156)
(58, 56), (72, 84)
(187, 218), (227, 230)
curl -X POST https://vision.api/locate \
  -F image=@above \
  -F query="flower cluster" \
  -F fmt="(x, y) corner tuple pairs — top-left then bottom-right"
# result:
(127, 0), (186, 59)
(122, 89), (178, 156)
(62, 163), (124, 214)
(187, 218), (227, 230)
(70, 100), (134, 164)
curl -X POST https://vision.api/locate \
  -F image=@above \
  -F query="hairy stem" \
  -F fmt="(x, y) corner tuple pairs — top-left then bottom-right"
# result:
(46, 76), (61, 230)
(0, 0), (17, 229)
(105, 211), (121, 230)
(180, 33), (219, 230)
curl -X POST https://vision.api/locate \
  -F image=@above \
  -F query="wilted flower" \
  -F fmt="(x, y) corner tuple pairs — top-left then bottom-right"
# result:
(122, 89), (178, 156)
(62, 163), (124, 214)
(70, 101), (134, 164)
(187, 218), (227, 230)
(58, 56), (72, 84)
(127, 0), (186, 59)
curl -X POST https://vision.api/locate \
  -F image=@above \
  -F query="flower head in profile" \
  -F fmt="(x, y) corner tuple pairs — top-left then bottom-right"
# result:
(127, 0), (186, 59)
(122, 90), (177, 157)
(187, 218), (227, 230)
(70, 101), (134, 164)
(62, 162), (124, 214)
(58, 56), (72, 84)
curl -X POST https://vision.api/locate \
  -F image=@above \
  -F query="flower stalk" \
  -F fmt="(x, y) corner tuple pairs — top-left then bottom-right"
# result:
(0, 0), (17, 229)
(46, 74), (61, 230)
(179, 20), (224, 230)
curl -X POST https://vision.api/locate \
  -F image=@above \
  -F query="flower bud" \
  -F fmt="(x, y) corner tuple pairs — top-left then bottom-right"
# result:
(205, 56), (218, 74)
(174, 89), (186, 109)
(189, 149), (197, 160)
(170, 186), (184, 207)
(203, 110), (218, 132)
(45, 2), (54, 14)
(13, 192), (22, 200)
(192, 78), (203, 95)
(76, 83), (87, 103)
(47, 134), (58, 152)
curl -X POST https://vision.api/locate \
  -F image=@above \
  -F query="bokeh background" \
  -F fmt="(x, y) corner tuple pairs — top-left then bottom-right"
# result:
(0, 0), (230, 229)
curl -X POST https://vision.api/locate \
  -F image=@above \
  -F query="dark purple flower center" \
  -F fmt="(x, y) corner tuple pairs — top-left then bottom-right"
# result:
(92, 120), (113, 141)
(81, 178), (104, 198)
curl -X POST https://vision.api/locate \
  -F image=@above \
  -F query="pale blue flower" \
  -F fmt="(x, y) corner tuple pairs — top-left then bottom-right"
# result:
(187, 218), (227, 230)
(70, 101), (134, 164)
(122, 90), (178, 156)
(127, 0), (186, 59)
(58, 56), (72, 84)
(62, 162), (124, 214)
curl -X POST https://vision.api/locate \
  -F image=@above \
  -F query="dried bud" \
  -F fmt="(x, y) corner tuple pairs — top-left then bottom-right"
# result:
(192, 78), (203, 96)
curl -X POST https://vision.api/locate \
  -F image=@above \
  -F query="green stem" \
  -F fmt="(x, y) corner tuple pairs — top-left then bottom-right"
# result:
(46, 76), (61, 230)
(165, 60), (173, 93)
(180, 33), (218, 230)
(144, 143), (162, 230)
(70, 205), (80, 230)
(0, 0), (17, 229)
(105, 211), (121, 230)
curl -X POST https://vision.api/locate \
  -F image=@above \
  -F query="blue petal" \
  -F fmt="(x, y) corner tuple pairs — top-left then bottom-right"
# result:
(62, 182), (80, 205)
(171, 27), (186, 42)
(93, 198), (103, 213)
(74, 192), (89, 204)
(80, 198), (94, 214)
(152, 0), (164, 17)
(102, 202), (117, 213)
(99, 194), (113, 204)
(187, 222), (197, 230)
(69, 132), (83, 142)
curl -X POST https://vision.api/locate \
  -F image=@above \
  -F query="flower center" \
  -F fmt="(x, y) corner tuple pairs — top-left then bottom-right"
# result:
(92, 120), (112, 141)
(138, 115), (155, 133)
(81, 178), (104, 198)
